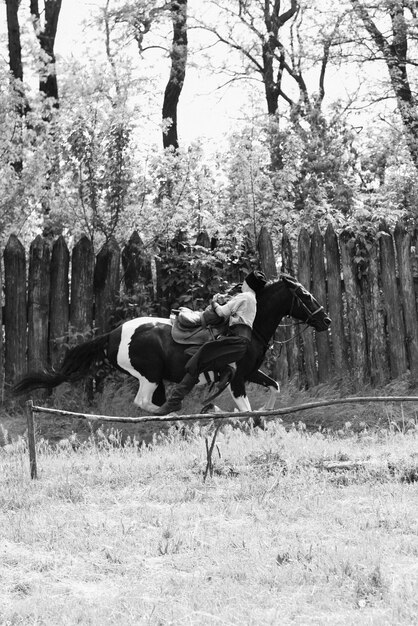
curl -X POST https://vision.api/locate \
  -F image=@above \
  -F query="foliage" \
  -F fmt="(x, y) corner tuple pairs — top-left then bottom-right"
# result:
(3, 0), (418, 251)
(155, 236), (257, 313)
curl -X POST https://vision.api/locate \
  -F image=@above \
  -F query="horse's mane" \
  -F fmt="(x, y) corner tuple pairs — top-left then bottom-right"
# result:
(262, 272), (297, 289)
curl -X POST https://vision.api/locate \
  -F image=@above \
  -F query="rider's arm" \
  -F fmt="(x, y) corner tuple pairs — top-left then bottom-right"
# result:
(212, 298), (234, 319)
(213, 292), (257, 326)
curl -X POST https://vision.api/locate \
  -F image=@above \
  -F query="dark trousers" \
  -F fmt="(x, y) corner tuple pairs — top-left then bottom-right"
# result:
(185, 324), (251, 378)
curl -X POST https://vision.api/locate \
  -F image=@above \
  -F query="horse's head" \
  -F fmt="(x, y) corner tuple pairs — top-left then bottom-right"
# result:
(280, 274), (331, 331)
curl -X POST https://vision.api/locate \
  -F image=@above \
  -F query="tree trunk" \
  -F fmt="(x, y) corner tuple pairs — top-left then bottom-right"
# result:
(162, 0), (188, 150)
(351, 0), (418, 170)
(30, 0), (62, 104)
(6, 0), (23, 82)
(6, 0), (24, 173)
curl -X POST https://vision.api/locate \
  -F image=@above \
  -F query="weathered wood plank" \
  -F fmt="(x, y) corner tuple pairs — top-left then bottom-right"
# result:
(94, 237), (121, 334)
(257, 226), (286, 385)
(324, 223), (347, 379)
(49, 236), (69, 367)
(121, 231), (152, 295)
(195, 230), (211, 248)
(394, 223), (418, 383)
(298, 228), (318, 387)
(339, 230), (368, 386)
(358, 235), (389, 386)
(379, 231), (407, 378)
(258, 226), (278, 280)
(4, 235), (27, 386)
(311, 223), (330, 382)
(0, 249), (3, 400)
(70, 236), (94, 336)
(281, 227), (299, 383)
(28, 235), (51, 373)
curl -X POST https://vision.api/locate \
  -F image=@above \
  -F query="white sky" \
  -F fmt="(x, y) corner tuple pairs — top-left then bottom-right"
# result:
(54, 0), (254, 148)
(1, 0), (376, 148)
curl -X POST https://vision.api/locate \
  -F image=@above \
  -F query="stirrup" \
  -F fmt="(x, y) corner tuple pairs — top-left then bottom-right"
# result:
(203, 368), (234, 404)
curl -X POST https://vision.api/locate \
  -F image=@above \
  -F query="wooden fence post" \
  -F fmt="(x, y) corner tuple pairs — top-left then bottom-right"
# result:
(281, 227), (299, 384)
(28, 236), (51, 374)
(50, 236), (69, 367)
(311, 223), (330, 382)
(394, 223), (418, 383)
(298, 228), (318, 387)
(258, 226), (287, 384)
(379, 231), (407, 378)
(0, 250), (3, 401)
(26, 400), (37, 479)
(324, 223), (347, 380)
(121, 231), (152, 295)
(258, 226), (277, 279)
(4, 235), (27, 388)
(94, 237), (121, 334)
(358, 236), (389, 386)
(339, 230), (369, 386)
(70, 235), (94, 336)
(195, 230), (211, 248)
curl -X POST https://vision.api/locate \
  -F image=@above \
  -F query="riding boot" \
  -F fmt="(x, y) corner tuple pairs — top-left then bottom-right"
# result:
(204, 365), (235, 404)
(153, 373), (198, 415)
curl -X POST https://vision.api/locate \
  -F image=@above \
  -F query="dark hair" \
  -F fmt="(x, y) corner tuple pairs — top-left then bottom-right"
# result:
(244, 270), (267, 293)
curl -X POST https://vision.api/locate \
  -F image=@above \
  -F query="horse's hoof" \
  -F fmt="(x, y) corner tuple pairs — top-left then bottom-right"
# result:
(200, 403), (214, 414)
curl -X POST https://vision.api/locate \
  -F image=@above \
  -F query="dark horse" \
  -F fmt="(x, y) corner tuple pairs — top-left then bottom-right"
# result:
(14, 274), (330, 414)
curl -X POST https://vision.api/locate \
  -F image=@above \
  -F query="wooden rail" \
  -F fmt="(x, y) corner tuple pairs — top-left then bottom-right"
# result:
(25, 395), (418, 481)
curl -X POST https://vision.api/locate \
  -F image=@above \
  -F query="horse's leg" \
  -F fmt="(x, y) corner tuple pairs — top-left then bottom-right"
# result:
(229, 379), (252, 412)
(248, 369), (280, 411)
(133, 374), (162, 413)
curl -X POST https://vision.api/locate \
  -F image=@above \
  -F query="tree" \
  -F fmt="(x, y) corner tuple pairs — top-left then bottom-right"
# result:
(198, 1), (344, 169)
(5, 0), (25, 172)
(30, 0), (62, 105)
(200, 0), (298, 116)
(350, 0), (418, 171)
(5, 0), (23, 83)
(162, 0), (188, 149)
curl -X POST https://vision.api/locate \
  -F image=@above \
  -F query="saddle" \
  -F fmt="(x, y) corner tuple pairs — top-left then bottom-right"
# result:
(171, 306), (228, 345)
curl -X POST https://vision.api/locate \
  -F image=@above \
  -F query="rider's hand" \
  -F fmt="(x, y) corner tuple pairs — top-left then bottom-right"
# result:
(212, 293), (227, 306)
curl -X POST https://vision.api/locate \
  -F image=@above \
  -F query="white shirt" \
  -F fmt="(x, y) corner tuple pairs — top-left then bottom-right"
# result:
(213, 291), (257, 328)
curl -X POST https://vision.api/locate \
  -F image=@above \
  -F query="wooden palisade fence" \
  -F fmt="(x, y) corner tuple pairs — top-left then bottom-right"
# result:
(2, 222), (418, 402)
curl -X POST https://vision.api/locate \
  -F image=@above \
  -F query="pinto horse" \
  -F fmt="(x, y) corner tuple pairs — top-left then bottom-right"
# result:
(14, 274), (331, 414)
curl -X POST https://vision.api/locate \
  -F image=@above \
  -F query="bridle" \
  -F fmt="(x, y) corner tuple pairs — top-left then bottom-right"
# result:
(288, 285), (324, 324)
(253, 281), (325, 350)
(270, 285), (325, 353)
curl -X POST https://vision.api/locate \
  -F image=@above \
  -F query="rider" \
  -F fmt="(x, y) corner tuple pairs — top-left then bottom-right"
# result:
(153, 270), (267, 415)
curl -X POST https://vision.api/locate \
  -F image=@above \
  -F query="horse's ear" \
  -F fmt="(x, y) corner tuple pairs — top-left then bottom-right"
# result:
(280, 273), (299, 289)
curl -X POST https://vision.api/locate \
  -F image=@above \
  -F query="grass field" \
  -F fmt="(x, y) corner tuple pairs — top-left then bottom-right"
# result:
(1, 380), (418, 625)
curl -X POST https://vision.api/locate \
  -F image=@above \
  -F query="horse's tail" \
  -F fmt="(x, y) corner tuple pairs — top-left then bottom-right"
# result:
(13, 333), (110, 395)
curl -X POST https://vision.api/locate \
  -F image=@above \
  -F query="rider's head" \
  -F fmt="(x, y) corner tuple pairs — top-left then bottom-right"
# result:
(242, 270), (267, 294)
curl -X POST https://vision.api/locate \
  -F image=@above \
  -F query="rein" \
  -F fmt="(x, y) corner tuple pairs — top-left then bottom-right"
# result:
(262, 284), (324, 355)
(272, 322), (310, 356)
